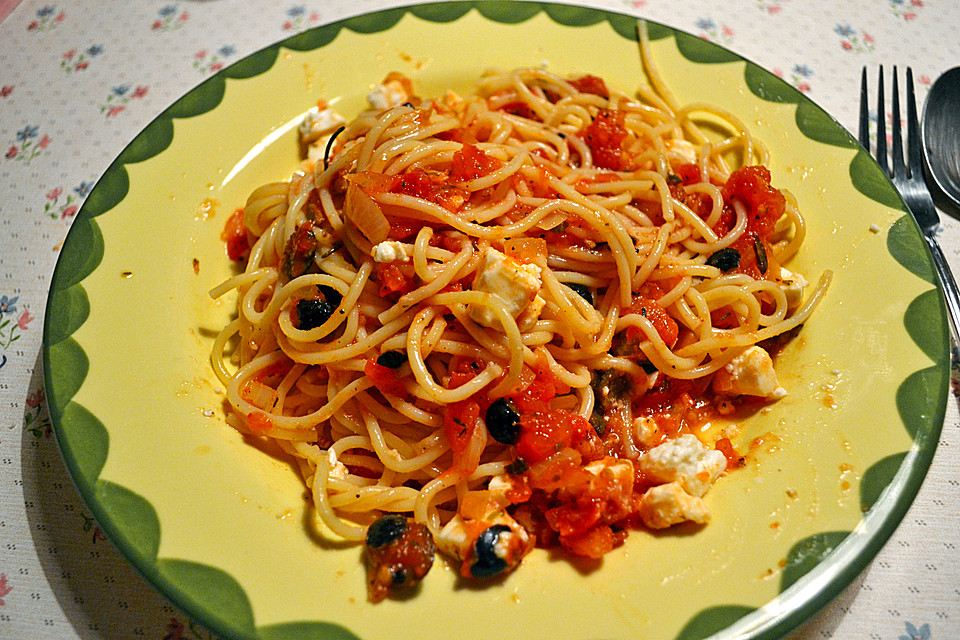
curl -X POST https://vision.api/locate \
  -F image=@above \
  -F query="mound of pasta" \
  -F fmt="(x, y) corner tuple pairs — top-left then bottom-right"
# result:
(210, 62), (828, 602)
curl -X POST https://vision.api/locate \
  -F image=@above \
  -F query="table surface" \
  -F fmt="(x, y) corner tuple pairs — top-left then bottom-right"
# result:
(2, 1), (959, 639)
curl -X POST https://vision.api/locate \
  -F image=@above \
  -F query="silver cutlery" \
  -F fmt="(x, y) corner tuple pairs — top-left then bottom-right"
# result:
(859, 66), (960, 342)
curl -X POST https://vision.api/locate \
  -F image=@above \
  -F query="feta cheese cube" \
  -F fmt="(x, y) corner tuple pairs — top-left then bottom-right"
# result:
(633, 415), (662, 449)
(372, 240), (410, 263)
(326, 449), (349, 480)
(712, 345), (787, 399)
(468, 247), (544, 331)
(665, 139), (698, 164)
(368, 79), (411, 111)
(638, 482), (711, 529)
(778, 266), (808, 311)
(637, 433), (726, 497)
(299, 105), (345, 140)
(437, 514), (471, 559)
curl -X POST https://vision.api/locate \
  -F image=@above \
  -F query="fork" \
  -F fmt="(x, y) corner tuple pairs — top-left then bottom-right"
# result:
(859, 66), (960, 343)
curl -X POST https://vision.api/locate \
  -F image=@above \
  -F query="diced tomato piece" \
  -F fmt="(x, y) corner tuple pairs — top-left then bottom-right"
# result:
(364, 359), (408, 397)
(624, 296), (679, 347)
(499, 100), (539, 120)
(546, 501), (603, 538)
(444, 401), (479, 453)
(715, 437), (743, 470)
(375, 262), (415, 298)
(443, 400), (482, 474)
(569, 75), (609, 98)
(675, 162), (701, 185)
(720, 165), (786, 241)
(445, 357), (484, 390)
(221, 208), (249, 261)
(583, 110), (629, 171)
(516, 411), (591, 464)
(561, 525), (617, 559)
(711, 305), (740, 329)
(449, 144), (503, 182)
(392, 168), (467, 212)
(247, 411), (274, 434)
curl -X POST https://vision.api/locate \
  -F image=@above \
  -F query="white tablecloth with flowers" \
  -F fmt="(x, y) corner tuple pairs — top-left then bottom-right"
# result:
(1, 1), (958, 638)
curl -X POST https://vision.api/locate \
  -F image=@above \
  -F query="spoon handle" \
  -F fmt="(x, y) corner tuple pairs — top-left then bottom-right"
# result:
(924, 234), (960, 346)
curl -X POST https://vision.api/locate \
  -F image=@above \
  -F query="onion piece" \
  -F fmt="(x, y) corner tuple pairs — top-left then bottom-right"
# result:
(343, 182), (390, 251)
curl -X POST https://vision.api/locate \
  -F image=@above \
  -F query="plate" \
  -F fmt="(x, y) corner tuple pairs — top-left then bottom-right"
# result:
(42, 3), (949, 639)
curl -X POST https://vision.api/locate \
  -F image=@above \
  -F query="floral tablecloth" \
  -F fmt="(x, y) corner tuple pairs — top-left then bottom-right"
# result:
(1, 1), (958, 639)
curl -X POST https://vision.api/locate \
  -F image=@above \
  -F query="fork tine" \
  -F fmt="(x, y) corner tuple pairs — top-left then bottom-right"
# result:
(891, 67), (906, 179)
(859, 66), (870, 150)
(905, 67), (923, 181)
(876, 67), (888, 176)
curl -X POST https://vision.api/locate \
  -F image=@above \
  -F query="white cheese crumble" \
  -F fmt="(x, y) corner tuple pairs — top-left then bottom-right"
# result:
(437, 514), (471, 558)
(372, 240), (410, 263)
(638, 482), (711, 529)
(326, 449), (349, 480)
(712, 345), (787, 399)
(299, 105), (345, 140)
(468, 247), (545, 331)
(637, 433), (726, 497)
(664, 138), (698, 164)
(778, 266), (808, 311)
(367, 79), (410, 111)
(633, 415), (662, 449)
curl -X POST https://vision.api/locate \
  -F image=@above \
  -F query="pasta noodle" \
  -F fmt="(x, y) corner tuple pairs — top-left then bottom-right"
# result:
(210, 43), (829, 601)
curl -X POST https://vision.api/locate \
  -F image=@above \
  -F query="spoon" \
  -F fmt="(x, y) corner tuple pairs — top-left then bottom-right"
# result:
(922, 66), (960, 210)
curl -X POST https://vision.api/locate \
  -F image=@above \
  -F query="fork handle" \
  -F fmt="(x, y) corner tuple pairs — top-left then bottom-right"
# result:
(925, 235), (960, 346)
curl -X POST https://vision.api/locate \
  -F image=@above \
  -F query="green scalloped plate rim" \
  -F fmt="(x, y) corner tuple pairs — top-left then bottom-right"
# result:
(42, 3), (948, 640)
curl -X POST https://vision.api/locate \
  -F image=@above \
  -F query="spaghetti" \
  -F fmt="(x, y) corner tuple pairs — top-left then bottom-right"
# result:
(210, 49), (829, 601)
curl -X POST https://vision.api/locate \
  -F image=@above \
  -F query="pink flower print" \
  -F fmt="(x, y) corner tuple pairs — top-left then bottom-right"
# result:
(6, 126), (46, 163)
(39, 135), (50, 149)
(164, 617), (186, 640)
(75, 61), (88, 71)
(154, 6), (188, 31)
(29, 6), (64, 31)
(904, 12), (916, 20)
(841, 41), (852, 50)
(0, 574), (11, 606)
(63, 49), (76, 59)
(0, 86), (12, 98)
(100, 85), (148, 117)
(798, 82), (811, 93)
(26, 388), (45, 408)
(46, 187), (62, 200)
(18, 309), (33, 331)
(61, 205), (78, 218)
(193, 45), (235, 74)
(864, 32), (875, 44)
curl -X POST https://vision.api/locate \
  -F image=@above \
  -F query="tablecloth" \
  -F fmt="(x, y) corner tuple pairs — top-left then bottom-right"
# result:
(1, 1), (958, 638)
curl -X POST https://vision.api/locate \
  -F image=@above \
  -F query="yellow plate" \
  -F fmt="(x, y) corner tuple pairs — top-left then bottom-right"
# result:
(43, 4), (948, 639)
